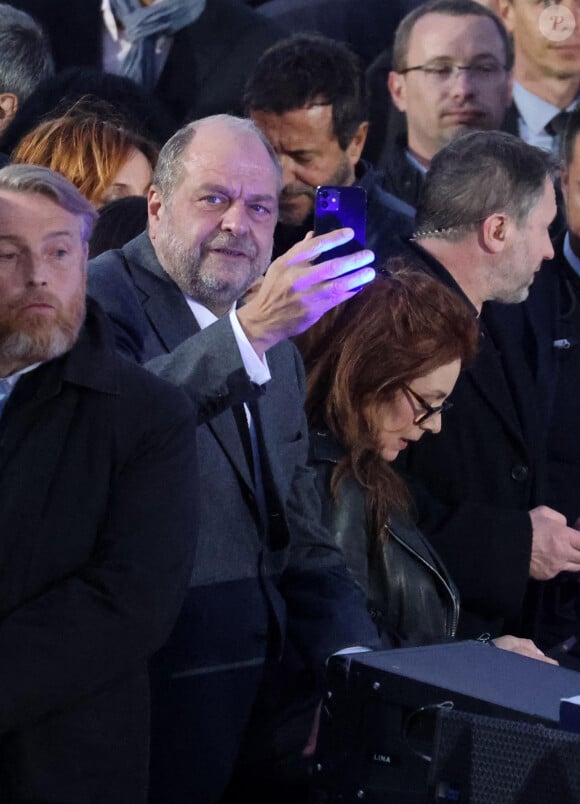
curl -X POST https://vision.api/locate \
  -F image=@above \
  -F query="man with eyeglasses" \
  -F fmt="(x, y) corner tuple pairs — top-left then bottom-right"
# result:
(375, 0), (512, 208)
(393, 130), (580, 650)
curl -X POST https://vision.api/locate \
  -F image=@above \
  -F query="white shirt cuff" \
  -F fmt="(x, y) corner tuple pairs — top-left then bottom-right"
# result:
(229, 309), (271, 386)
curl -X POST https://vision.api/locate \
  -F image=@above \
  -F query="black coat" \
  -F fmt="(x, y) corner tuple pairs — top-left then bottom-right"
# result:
(516, 237), (580, 653)
(376, 132), (425, 210)
(0, 301), (197, 802)
(310, 431), (459, 648)
(525, 235), (580, 523)
(394, 241), (542, 640)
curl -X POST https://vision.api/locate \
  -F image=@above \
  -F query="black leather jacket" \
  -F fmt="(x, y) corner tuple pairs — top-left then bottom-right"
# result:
(309, 431), (460, 647)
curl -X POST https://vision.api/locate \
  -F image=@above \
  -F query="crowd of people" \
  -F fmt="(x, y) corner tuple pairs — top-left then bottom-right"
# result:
(1, 0), (580, 802)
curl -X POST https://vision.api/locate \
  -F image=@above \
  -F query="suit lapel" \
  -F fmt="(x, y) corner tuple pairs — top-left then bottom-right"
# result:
(122, 235), (256, 490)
(124, 237), (199, 353)
(466, 325), (529, 451)
(207, 408), (256, 493)
(475, 307), (536, 458)
(248, 395), (287, 546)
(0, 369), (78, 608)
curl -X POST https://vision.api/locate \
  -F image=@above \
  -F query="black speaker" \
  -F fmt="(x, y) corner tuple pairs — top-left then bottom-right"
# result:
(311, 641), (580, 804)
(430, 708), (580, 803)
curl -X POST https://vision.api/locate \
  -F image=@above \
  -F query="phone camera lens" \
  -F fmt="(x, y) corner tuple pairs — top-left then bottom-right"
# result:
(321, 200), (328, 209)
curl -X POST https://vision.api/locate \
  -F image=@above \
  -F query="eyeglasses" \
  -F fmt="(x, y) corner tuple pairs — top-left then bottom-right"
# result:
(398, 59), (508, 83)
(403, 385), (453, 425)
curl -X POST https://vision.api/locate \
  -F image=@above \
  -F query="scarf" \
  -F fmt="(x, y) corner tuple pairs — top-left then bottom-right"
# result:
(108, 0), (207, 90)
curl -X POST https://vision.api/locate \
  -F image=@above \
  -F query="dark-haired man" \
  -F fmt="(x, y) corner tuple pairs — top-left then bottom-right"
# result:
(372, 0), (512, 207)
(245, 33), (414, 262)
(0, 3), (54, 137)
(394, 131), (580, 646)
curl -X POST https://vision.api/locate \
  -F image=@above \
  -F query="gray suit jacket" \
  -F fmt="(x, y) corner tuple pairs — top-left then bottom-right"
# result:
(88, 233), (377, 803)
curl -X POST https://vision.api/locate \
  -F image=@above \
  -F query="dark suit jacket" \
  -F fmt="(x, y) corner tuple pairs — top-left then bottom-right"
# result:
(0, 301), (197, 803)
(11, 0), (285, 125)
(393, 241), (543, 640)
(508, 236), (580, 652)
(526, 237), (580, 523)
(87, 233), (378, 803)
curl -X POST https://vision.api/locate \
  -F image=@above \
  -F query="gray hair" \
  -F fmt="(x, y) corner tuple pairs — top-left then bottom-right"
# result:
(414, 131), (558, 242)
(0, 163), (98, 241)
(392, 0), (513, 73)
(152, 113), (282, 200)
(0, 4), (54, 101)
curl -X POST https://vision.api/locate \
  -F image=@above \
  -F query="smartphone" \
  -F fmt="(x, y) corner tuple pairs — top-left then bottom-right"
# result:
(313, 185), (367, 265)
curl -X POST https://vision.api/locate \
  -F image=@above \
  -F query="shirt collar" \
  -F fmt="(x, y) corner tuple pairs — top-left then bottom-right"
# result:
(0, 362), (42, 386)
(182, 294), (235, 330)
(405, 150), (428, 176)
(513, 80), (576, 136)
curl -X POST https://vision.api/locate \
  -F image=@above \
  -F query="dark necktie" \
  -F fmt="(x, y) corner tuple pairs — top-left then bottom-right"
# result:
(546, 110), (572, 137)
(232, 403), (255, 481)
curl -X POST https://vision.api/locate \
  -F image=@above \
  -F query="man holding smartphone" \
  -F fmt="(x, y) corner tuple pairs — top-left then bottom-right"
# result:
(88, 113), (380, 804)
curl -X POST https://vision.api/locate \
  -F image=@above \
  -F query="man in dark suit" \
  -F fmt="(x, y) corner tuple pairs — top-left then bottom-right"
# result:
(0, 163), (198, 802)
(518, 107), (580, 662)
(88, 113), (380, 803)
(393, 131), (580, 644)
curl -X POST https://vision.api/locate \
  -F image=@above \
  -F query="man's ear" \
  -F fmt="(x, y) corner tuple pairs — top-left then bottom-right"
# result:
(481, 213), (509, 253)
(346, 121), (368, 166)
(388, 70), (407, 113)
(562, 165), (570, 196)
(0, 93), (18, 135)
(497, 0), (515, 33)
(147, 186), (163, 241)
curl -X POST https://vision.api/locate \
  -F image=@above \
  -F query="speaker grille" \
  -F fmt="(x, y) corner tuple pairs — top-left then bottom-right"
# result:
(430, 708), (580, 803)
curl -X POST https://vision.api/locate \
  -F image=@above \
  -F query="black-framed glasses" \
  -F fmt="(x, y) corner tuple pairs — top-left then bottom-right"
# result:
(398, 58), (508, 82)
(403, 385), (453, 425)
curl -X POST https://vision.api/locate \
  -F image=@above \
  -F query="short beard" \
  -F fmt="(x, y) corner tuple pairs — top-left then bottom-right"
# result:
(0, 282), (86, 371)
(493, 284), (531, 305)
(156, 225), (270, 314)
(279, 152), (355, 226)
